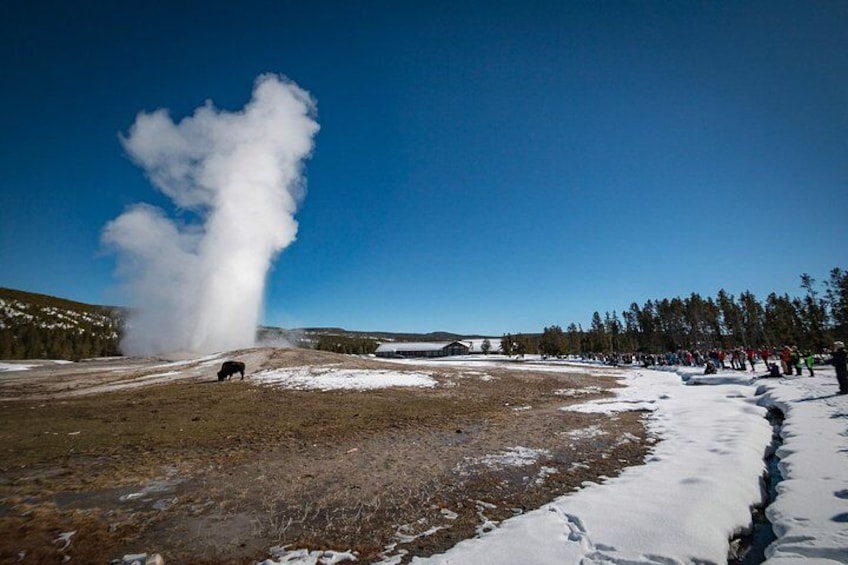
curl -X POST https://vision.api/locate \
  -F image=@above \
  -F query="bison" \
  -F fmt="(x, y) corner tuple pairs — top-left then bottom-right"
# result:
(217, 361), (246, 381)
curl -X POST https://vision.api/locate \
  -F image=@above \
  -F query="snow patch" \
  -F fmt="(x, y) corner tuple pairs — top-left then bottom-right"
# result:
(253, 367), (437, 391)
(0, 362), (37, 372)
(560, 425), (607, 441)
(555, 385), (603, 397)
(260, 547), (357, 565)
(457, 446), (551, 476)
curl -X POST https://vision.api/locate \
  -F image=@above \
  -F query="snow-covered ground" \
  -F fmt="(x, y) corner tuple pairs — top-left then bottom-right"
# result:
(262, 357), (848, 565)
(0, 362), (38, 372)
(0, 360), (72, 372)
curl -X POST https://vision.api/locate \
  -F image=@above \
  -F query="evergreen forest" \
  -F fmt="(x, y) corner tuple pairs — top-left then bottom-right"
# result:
(507, 268), (848, 357)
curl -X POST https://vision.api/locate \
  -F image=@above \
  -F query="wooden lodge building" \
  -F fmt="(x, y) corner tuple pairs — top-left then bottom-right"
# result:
(374, 340), (471, 359)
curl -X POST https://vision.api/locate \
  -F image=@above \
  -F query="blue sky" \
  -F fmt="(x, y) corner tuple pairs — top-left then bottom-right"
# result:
(1, 1), (846, 335)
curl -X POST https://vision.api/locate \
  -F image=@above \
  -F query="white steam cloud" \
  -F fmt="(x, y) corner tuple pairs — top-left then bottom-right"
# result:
(103, 74), (319, 355)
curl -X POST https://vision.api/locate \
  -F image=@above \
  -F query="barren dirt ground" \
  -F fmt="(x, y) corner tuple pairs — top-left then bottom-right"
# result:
(0, 349), (651, 564)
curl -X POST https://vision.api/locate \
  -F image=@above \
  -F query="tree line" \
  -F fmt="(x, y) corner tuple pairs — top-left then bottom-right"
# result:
(314, 334), (379, 355)
(503, 268), (848, 357)
(0, 323), (121, 360)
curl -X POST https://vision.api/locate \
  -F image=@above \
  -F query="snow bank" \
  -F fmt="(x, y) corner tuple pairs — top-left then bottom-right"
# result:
(755, 374), (848, 563)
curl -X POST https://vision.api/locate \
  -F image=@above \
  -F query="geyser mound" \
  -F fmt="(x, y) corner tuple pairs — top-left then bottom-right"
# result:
(103, 74), (319, 355)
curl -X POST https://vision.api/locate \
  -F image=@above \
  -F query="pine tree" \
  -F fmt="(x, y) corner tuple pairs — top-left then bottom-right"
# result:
(501, 334), (513, 357)
(824, 268), (848, 335)
(566, 323), (581, 355)
(717, 290), (745, 348)
(539, 325), (565, 357)
(739, 291), (765, 347)
(799, 274), (828, 350)
(764, 293), (803, 347)
(589, 312), (606, 353)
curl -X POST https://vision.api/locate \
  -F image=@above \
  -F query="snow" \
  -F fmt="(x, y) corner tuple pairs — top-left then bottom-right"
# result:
(470, 446), (551, 470)
(260, 548), (358, 565)
(0, 360), (73, 371)
(261, 358), (848, 564)
(62, 371), (186, 397)
(0, 298), (115, 333)
(0, 362), (38, 372)
(755, 375), (848, 562)
(253, 366), (437, 391)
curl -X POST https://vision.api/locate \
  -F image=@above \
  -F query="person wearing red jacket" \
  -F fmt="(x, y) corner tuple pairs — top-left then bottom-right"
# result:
(781, 346), (792, 375)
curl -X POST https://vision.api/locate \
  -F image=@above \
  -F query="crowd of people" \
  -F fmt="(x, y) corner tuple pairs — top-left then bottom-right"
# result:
(578, 342), (848, 395)
(629, 346), (819, 375)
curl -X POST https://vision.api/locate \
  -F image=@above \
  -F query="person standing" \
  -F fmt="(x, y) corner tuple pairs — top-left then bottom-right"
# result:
(790, 346), (802, 376)
(804, 351), (815, 377)
(781, 346), (792, 375)
(708, 349), (719, 369)
(827, 341), (847, 395)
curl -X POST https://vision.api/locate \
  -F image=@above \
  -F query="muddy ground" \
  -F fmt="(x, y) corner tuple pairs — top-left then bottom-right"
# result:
(0, 349), (652, 564)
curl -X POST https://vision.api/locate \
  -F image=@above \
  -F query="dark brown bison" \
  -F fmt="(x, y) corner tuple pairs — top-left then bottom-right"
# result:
(217, 361), (246, 381)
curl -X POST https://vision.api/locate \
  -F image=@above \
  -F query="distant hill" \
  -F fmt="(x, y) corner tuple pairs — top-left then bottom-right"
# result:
(1, 287), (496, 360)
(258, 326), (492, 355)
(0, 288), (124, 360)
(296, 327), (469, 343)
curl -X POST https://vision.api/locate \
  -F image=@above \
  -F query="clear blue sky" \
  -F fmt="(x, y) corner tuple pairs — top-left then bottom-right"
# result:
(1, 1), (846, 335)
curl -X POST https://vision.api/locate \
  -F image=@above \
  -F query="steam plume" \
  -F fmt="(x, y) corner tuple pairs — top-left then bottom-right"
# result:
(103, 74), (319, 355)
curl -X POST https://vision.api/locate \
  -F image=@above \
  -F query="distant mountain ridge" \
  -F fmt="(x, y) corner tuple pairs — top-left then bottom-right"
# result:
(296, 327), (473, 342)
(276, 327), (488, 356)
(1, 287), (492, 360)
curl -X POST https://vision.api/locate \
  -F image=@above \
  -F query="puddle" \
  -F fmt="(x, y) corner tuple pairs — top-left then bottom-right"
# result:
(54, 473), (183, 512)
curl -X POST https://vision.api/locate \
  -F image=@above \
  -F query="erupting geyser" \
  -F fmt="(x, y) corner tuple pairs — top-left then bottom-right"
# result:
(103, 74), (319, 355)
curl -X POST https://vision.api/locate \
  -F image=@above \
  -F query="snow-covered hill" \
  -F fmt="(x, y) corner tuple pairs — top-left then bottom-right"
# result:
(0, 288), (123, 359)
